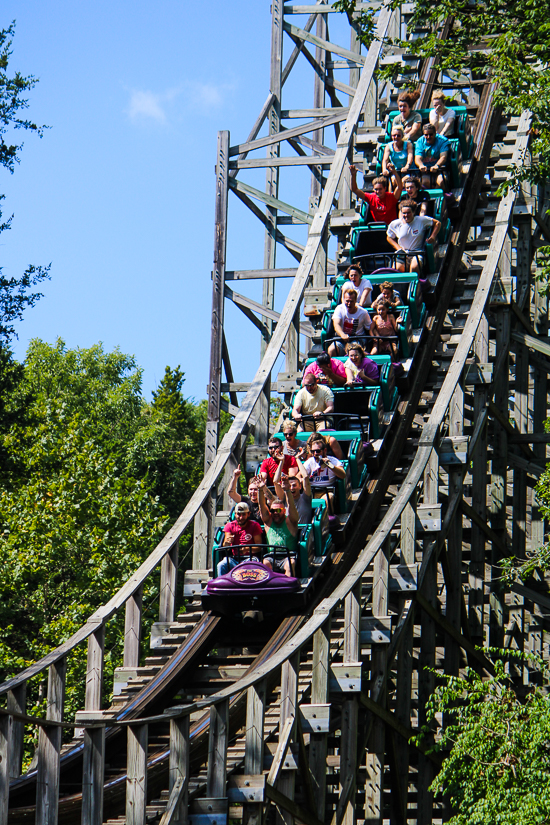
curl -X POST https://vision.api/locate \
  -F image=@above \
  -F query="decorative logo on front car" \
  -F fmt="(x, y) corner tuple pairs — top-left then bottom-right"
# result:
(231, 567), (270, 584)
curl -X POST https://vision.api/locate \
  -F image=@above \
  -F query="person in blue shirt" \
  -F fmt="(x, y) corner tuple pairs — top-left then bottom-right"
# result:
(414, 123), (450, 190)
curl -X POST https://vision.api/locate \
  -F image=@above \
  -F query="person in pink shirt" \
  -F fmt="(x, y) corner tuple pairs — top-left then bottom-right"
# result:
(303, 352), (347, 387)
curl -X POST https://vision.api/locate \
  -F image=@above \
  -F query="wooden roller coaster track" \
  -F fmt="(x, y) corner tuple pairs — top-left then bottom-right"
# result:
(1, 3), (548, 825)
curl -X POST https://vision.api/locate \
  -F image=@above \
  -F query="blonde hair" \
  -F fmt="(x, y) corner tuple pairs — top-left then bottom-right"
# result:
(343, 287), (358, 300)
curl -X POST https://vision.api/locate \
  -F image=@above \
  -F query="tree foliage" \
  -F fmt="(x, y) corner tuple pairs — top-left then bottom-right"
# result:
(0, 21), (50, 345)
(420, 654), (550, 825)
(0, 341), (206, 732)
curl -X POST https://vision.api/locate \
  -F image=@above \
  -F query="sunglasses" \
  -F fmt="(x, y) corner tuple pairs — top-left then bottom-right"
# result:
(311, 448), (324, 454)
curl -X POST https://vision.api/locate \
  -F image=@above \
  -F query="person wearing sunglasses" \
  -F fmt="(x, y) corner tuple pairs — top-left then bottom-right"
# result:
(273, 451), (312, 524)
(303, 436), (346, 514)
(257, 477), (299, 577)
(259, 437), (298, 485)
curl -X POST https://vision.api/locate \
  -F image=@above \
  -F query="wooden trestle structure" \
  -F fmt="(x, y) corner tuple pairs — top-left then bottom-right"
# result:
(1, 3), (550, 824)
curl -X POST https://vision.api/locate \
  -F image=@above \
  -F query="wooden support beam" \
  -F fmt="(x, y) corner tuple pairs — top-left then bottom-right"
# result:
(0, 714), (8, 825)
(82, 627), (105, 825)
(265, 783), (325, 825)
(7, 684), (26, 780)
(169, 715), (189, 825)
(159, 541), (179, 624)
(229, 177), (313, 225)
(36, 658), (66, 825)
(359, 693), (442, 767)
(123, 587), (143, 669)
(126, 724), (148, 825)
(416, 594), (495, 675)
(206, 698), (229, 799)
(283, 22), (366, 66)
(309, 617), (331, 821)
(230, 154), (334, 169)
(228, 109), (350, 157)
(276, 654), (299, 825)
(225, 268), (298, 280)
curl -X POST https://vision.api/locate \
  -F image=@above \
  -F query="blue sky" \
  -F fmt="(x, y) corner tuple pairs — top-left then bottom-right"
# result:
(2, 2), (347, 401)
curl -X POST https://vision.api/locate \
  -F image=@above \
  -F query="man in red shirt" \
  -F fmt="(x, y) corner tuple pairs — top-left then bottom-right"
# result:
(259, 438), (298, 484)
(349, 166), (403, 225)
(218, 501), (263, 576)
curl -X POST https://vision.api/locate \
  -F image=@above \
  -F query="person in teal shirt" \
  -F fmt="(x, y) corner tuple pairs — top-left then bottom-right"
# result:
(414, 123), (450, 190)
(258, 477), (299, 577)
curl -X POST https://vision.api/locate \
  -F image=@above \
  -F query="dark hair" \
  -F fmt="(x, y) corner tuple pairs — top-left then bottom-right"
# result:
(344, 263), (363, 278)
(423, 123), (436, 133)
(404, 176), (421, 191)
(397, 89), (421, 108)
(316, 352), (331, 366)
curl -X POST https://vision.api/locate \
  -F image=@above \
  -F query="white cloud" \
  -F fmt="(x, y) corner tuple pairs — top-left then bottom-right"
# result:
(127, 90), (168, 123)
(187, 81), (226, 110)
(125, 80), (234, 125)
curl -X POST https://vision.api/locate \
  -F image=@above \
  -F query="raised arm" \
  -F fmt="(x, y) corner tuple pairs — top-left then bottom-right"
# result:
(391, 169), (403, 200)
(281, 477), (299, 531)
(349, 164), (367, 200)
(273, 458), (285, 501)
(228, 467), (243, 504)
(295, 455), (311, 497)
(257, 480), (272, 526)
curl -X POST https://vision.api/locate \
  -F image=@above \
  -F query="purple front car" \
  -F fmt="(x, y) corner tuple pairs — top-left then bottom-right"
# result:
(203, 561), (302, 617)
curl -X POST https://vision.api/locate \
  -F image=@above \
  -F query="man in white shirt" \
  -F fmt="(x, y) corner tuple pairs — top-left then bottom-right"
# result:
(340, 264), (373, 307)
(328, 288), (371, 356)
(386, 199), (441, 272)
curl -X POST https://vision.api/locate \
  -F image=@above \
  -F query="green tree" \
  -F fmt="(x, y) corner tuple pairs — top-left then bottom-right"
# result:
(0, 22), (50, 345)
(420, 654), (550, 825)
(0, 340), (206, 732)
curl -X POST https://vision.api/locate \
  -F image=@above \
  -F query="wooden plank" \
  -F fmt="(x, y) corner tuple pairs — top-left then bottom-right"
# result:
(7, 684), (26, 780)
(265, 783), (325, 825)
(0, 714), (8, 825)
(123, 587), (143, 669)
(82, 627), (105, 825)
(206, 698), (229, 799)
(229, 178), (312, 225)
(159, 541), (179, 624)
(169, 715), (189, 825)
(282, 107), (349, 118)
(509, 432), (550, 444)
(283, 22), (366, 66)
(36, 658), (66, 825)
(245, 680), (265, 775)
(267, 717), (294, 788)
(159, 777), (185, 825)
(508, 452), (545, 477)
(224, 268), (297, 280)
(224, 285), (315, 337)
(309, 617), (331, 821)
(228, 109), (350, 157)
(82, 726), (105, 825)
(276, 654), (299, 825)
(126, 723), (148, 825)
(283, 2), (381, 11)
(299, 704), (330, 733)
(511, 330), (550, 359)
(230, 154), (334, 169)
